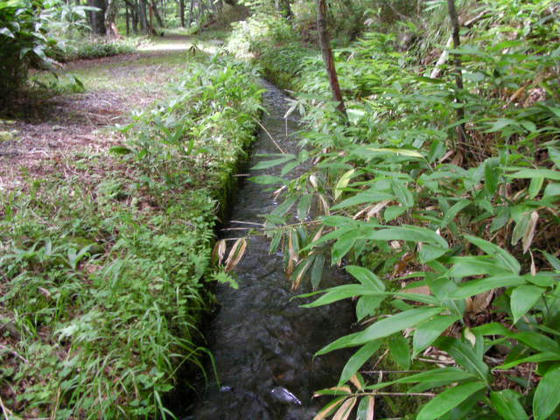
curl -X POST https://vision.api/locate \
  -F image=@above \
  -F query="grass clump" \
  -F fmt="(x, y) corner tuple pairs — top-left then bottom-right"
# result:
(48, 37), (136, 62)
(0, 55), (262, 417)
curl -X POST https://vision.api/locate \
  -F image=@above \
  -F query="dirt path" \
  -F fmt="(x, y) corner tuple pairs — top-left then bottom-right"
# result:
(0, 35), (212, 192)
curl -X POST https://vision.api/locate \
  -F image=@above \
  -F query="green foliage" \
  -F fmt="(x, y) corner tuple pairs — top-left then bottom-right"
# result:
(0, 0), (54, 95)
(246, 0), (560, 418)
(48, 37), (135, 62)
(0, 55), (262, 417)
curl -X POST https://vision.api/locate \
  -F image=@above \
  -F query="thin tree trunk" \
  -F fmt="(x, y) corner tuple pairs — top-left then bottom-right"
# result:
(88, 0), (107, 35)
(316, 0), (346, 117)
(105, 0), (120, 37)
(447, 0), (466, 144)
(188, 0), (194, 26)
(151, 0), (164, 28)
(125, 3), (130, 35)
(179, 0), (185, 27)
(132, 0), (138, 32)
(138, 0), (148, 32)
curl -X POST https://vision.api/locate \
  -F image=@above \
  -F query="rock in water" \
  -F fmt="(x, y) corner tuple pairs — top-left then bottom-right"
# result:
(270, 387), (302, 406)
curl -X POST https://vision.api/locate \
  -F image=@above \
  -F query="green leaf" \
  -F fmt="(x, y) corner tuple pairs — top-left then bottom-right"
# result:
(310, 254), (325, 290)
(497, 352), (560, 370)
(514, 331), (560, 353)
(437, 337), (489, 380)
(417, 381), (486, 420)
(345, 265), (385, 290)
(297, 194), (312, 221)
(448, 256), (510, 278)
(302, 285), (381, 308)
(356, 295), (384, 321)
(413, 314), (460, 357)
(490, 390), (528, 420)
(484, 158), (499, 195)
(389, 334), (410, 370)
(528, 177), (544, 199)
(249, 175), (286, 185)
(109, 146), (132, 155)
(418, 244), (448, 264)
(543, 251), (560, 271)
(332, 190), (394, 210)
(364, 225), (449, 249)
(384, 205), (408, 222)
(271, 196), (297, 217)
(396, 367), (477, 385)
(449, 274), (525, 299)
(391, 179), (414, 207)
(464, 235), (520, 274)
(507, 168), (560, 181)
(316, 307), (442, 355)
(339, 341), (381, 385)
(332, 233), (356, 263)
(440, 199), (470, 229)
(511, 212), (530, 246)
(251, 154), (295, 170)
(510, 285), (543, 324)
(533, 366), (560, 420)
(543, 182), (560, 198)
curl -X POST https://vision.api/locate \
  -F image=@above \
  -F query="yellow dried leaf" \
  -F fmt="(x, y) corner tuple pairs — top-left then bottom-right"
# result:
(334, 169), (355, 200)
(313, 397), (346, 420)
(313, 386), (352, 398)
(366, 200), (390, 220)
(225, 238), (248, 272)
(332, 397), (357, 420)
(522, 210), (539, 254)
(349, 374), (363, 391)
(292, 259), (313, 290)
(212, 239), (227, 265)
(363, 396), (375, 420)
(318, 194), (330, 216)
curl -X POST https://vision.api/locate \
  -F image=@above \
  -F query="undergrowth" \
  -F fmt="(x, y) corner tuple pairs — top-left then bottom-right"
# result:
(230, 1), (560, 418)
(0, 55), (262, 417)
(48, 37), (136, 62)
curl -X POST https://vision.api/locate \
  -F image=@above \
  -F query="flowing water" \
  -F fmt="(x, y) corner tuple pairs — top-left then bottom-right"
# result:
(192, 81), (354, 419)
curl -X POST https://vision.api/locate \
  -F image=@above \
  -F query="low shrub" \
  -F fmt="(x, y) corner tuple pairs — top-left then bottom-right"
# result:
(245, 0), (560, 418)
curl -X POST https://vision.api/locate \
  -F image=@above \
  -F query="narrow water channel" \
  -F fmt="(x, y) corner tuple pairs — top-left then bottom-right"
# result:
(192, 81), (354, 419)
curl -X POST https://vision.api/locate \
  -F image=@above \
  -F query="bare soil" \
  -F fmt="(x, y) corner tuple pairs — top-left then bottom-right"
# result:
(0, 39), (193, 192)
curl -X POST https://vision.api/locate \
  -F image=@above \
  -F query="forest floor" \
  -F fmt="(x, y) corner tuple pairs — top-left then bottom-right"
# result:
(0, 34), (222, 192)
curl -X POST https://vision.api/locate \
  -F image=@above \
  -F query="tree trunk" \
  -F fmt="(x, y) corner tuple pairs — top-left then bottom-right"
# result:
(105, 0), (120, 37)
(125, 3), (130, 35)
(138, 0), (148, 32)
(316, 0), (346, 117)
(88, 0), (107, 35)
(151, 0), (164, 28)
(187, 0), (194, 26)
(179, 0), (185, 26)
(447, 0), (466, 144)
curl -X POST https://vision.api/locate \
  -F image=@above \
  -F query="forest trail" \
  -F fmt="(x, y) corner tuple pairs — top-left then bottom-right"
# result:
(0, 34), (214, 192)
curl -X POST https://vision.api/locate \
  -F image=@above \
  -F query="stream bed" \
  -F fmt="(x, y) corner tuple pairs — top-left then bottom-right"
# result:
(192, 81), (354, 419)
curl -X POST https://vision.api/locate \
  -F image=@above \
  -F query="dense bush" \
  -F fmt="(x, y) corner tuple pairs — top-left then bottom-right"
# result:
(0, 0), (53, 96)
(48, 37), (135, 62)
(239, 0), (560, 418)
